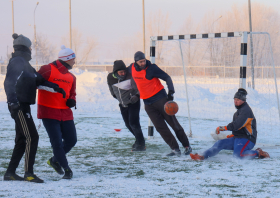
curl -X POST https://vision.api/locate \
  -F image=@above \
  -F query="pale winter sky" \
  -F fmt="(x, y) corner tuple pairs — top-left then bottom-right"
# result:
(0, 0), (279, 62)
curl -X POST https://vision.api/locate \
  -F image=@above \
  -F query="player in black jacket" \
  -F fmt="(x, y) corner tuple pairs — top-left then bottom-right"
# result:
(3, 34), (65, 183)
(190, 88), (270, 160)
(107, 60), (145, 151)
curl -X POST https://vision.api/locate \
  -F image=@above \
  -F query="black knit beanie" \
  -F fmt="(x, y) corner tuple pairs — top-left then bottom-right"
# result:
(134, 51), (145, 62)
(234, 88), (247, 101)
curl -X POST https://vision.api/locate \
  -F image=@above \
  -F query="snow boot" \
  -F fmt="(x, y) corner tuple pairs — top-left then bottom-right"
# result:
(62, 168), (73, 179)
(190, 153), (204, 161)
(256, 148), (270, 159)
(47, 157), (64, 175)
(4, 172), (24, 181)
(132, 145), (146, 152)
(166, 149), (181, 156)
(184, 146), (192, 155)
(24, 172), (44, 183)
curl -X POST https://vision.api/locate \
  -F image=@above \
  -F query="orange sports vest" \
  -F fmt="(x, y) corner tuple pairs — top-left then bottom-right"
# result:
(131, 63), (164, 99)
(38, 64), (73, 109)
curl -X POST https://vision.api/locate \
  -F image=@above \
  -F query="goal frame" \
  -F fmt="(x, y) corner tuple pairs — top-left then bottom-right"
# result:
(147, 31), (280, 138)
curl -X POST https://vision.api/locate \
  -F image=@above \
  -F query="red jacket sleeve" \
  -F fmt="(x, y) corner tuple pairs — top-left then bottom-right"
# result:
(37, 65), (51, 80)
(69, 74), (76, 101)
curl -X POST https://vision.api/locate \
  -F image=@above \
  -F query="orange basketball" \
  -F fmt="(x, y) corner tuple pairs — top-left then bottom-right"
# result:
(164, 101), (179, 115)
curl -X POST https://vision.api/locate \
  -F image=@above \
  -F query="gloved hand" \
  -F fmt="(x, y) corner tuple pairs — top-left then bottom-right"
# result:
(113, 95), (117, 99)
(8, 103), (21, 119)
(167, 90), (174, 101)
(66, 99), (76, 108)
(54, 87), (66, 98)
(226, 134), (234, 138)
(130, 94), (139, 104)
(215, 126), (227, 134)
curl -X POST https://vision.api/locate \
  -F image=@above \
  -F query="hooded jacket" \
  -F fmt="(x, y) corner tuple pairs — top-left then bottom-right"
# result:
(107, 63), (139, 107)
(227, 102), (257, 144)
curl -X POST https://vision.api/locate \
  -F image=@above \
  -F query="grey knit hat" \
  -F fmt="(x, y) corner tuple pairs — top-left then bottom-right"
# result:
(234, 88), (247, 101)
(12, 33), (32, 48)
(134, 51), (145, 62)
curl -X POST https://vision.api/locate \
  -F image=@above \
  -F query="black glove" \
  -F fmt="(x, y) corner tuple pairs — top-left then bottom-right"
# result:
(8, 103), (21, 119)
(113, 95), (117, 99)
(54, 87), (66, 98)
(130, 94), (139, 104)
(167, 90), (174, 101)
(66, 99), (76, 108)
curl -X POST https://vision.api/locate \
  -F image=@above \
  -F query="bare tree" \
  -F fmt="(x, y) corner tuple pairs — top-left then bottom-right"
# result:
(34, 33), (57, 64)
(62, 28), (98, 66)
(145, 9), (172, 65)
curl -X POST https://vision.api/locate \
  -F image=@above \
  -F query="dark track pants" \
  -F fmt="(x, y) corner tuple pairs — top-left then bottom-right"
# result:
(42, 119), (77, 169)
(7, 104), (39, 174)
(119, 100), (145, 146)
(145, 97), (190, 150)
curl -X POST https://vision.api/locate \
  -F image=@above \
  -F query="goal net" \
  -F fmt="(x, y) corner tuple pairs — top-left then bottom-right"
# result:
(149, 31), (280, 136)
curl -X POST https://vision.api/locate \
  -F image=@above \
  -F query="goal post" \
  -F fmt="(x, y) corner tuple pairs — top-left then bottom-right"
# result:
(147, 31), (280, 138)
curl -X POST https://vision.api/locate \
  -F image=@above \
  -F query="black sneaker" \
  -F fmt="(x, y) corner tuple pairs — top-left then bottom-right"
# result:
(132, 141), (136, 149)
(47, 157), (64, 175)
(132, 145), (146, 152)
(24, 172), (44, 183)
(62, 168), (73, 179)
(184, 146), (192, 155)
(166, 149), (181, 156)
(4, 172), (24, 181)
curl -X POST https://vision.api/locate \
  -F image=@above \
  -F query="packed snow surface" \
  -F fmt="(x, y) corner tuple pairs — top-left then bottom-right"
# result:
(0, 70), (279, 197)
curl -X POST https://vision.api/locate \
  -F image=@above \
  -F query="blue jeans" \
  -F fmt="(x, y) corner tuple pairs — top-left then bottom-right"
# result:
(42, 119), (77, 169)
(203, 138), (258, 159)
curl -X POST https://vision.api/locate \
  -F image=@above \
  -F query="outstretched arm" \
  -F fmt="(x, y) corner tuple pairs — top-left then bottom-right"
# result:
(146, 64), (175, 93)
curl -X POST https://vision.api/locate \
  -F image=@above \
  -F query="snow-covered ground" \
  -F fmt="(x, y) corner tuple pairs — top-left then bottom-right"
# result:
(0, 70), (280, 197)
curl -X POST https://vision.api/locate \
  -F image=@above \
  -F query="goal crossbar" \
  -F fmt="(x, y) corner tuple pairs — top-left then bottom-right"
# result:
(147, 31), (280, 138)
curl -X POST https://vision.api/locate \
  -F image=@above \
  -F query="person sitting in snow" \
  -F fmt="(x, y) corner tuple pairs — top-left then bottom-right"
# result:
(190, 88), (270, 160)
(107, 60), (145, 151)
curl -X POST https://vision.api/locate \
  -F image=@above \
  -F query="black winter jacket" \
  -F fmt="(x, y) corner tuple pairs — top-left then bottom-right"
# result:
(4, 51), (58, 105)
(227, 102), (257, 144)
(107, 69), (139, 107)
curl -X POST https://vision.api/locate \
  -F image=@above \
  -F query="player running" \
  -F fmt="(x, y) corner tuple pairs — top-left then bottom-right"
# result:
(129, 51), (192, 156)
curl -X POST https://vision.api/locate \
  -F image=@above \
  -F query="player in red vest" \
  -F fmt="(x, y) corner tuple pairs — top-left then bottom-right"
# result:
(129, 51), (192, 156)
(37, 45), (77, 179)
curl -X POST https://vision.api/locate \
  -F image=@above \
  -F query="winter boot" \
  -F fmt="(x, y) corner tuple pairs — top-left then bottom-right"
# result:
(190, 153), (204, 161)
(256, 148), (270, 159)
(132, 145), (146, 152)
(47, 157), (64, 175)
(166, 149), (181, 157)
(4, 172), (24, 181)
(62, 168), (73, 179)
(184, 146), (192, 155)
(24, 172), (44, 183)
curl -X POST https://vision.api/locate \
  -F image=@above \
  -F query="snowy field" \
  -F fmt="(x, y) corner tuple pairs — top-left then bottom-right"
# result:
(1, 70), (280, 197)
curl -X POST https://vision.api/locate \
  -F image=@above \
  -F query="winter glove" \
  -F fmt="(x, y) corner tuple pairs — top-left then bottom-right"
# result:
(8, 103), (21, 119)
(167, 90), (174, 101)
(215, 126), (227, 134)
(66, 99), (76, 108)
(54, 87), (66, 98)
(113, 95), (117, 99)
(226, 134), (234, 138)
(130, 94), (139, 104)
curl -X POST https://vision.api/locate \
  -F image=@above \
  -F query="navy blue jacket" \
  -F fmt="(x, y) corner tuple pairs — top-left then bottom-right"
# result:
(227, 102), (257, 144)
(128, 60), (174, 105)
(4, 51), (58, 105)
